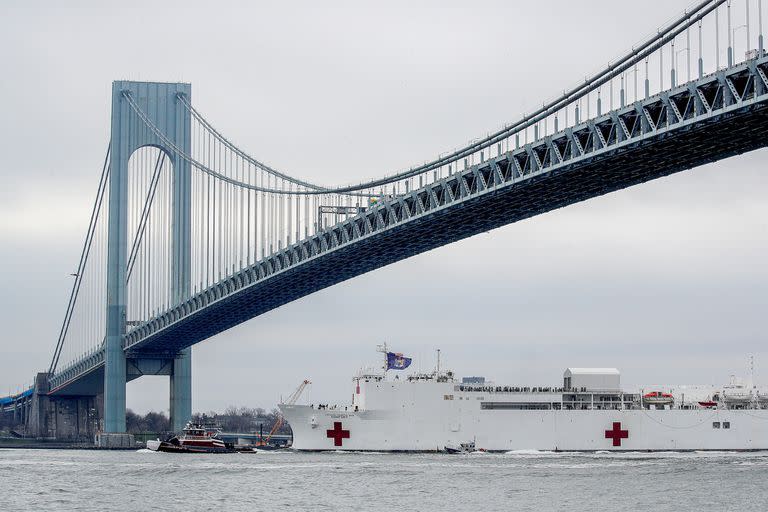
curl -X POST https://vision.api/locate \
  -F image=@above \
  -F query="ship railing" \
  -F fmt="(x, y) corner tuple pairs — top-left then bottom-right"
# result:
(457, 385), (573, 393)
(357, 374), (384, 381)
(312, 404), (353, 412)
(457, 385), (634, 395)
(481, 400), (641, 411)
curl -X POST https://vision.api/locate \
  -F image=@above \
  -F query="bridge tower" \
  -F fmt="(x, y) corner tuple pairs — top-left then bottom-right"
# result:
(103, 81), (192, 441)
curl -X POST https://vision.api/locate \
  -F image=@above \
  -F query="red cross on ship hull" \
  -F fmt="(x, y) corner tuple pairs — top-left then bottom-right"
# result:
(605, 422), (629, 447)
(326, 421), (350, 447)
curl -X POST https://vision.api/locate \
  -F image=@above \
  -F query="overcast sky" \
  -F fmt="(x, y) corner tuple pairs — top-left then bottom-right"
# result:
(1, 1), (766, 414)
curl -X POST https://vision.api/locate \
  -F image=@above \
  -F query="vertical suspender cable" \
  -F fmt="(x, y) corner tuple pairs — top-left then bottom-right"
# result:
(217, 143), (221, 278)
(760, 0), (764, 55)
(247, 160), (251, 266)
(225, 147), (230, 272)
(261, 170), (265, 257)
(126, 152), (166, 280)
(747, 0), (751, 55)
(240, 154), (244, 268)
(207, 129), (211, 287)
(687, 20), (692, 81)
(728, 0), (733, 66)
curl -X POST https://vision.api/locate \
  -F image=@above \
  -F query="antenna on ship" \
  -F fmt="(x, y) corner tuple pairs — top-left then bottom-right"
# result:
(377, 342), (388, 373)
(436, 349), (441, 375)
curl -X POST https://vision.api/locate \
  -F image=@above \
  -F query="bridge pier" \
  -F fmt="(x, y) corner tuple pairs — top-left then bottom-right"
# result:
(103, 330), (127, 433)
(27, 372), (51, 437)
(24, 373), (101, 441)
(170, 348), (192, 431)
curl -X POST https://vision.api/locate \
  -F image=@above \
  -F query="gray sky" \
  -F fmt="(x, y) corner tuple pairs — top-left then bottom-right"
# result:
(1, 1), (766, 414)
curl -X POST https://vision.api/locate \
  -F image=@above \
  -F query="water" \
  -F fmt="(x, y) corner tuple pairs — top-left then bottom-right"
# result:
(1, 449), (767, 511)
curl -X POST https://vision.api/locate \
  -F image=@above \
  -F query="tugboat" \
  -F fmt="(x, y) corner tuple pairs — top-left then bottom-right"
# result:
(146, 423), (232, 453)
(444, 441), (477, 454)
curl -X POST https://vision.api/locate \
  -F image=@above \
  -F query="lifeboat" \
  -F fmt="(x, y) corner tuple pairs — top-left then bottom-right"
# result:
(643, 391), (674, 405)
(722, 388), (752, 406)
(722, 376), (753, 407)
(698, 400), (718, 408)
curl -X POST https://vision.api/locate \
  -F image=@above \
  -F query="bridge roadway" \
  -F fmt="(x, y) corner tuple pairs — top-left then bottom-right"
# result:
(49, 56), (768, 396)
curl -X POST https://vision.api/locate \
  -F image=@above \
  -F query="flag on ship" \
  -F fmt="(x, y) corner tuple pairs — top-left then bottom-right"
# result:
(386, 352), (412, 370)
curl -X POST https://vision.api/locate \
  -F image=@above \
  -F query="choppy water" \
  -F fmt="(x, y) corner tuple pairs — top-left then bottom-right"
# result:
(1, 449), (767, 511)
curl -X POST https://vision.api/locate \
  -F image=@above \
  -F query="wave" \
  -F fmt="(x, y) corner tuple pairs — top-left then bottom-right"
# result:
(504, 450), (557, 456)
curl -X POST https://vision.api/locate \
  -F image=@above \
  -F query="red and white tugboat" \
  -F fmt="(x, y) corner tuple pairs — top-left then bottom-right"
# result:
(147, 423), (231, 453)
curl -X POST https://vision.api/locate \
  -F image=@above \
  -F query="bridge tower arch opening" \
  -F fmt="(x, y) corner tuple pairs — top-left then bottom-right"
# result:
(105, 81), (192, 439)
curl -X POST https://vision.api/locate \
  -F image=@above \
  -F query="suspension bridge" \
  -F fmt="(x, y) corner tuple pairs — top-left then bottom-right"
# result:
(3, 0), (768, 446)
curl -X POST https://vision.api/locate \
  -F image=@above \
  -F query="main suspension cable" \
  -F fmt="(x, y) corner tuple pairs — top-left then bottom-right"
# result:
(167, 0), (722, 195)
(123, 91), (372, 197)
(49, 145), (111, 375)
(177, 94), (327, 191)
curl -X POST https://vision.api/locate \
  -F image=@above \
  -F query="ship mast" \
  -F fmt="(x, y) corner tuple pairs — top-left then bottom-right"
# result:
(377, 342), (388, 374)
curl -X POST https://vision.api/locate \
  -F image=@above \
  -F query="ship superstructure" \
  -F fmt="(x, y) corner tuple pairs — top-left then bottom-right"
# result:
(279, 350), (768, 452)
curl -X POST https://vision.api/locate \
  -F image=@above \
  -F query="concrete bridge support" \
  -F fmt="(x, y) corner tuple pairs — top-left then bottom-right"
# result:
(27, 373), (51, 438)
(25, 373), (101, 441)
(12, 400), (22, 426)
(170, 348), (192, 431)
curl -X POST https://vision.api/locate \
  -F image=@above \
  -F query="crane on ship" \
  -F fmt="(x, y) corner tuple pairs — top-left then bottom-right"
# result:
(256, 379), (310, 448)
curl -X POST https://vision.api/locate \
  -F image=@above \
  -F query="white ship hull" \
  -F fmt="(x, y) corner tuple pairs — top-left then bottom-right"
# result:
(283, 404), (768, 451)
(281, 373), (768, 452)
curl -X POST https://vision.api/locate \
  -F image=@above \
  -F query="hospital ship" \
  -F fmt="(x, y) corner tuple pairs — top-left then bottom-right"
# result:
(279, 348), (768, 452)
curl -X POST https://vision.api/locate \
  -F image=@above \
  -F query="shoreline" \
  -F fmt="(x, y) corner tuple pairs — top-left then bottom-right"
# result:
(0, 439), (140, 450)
